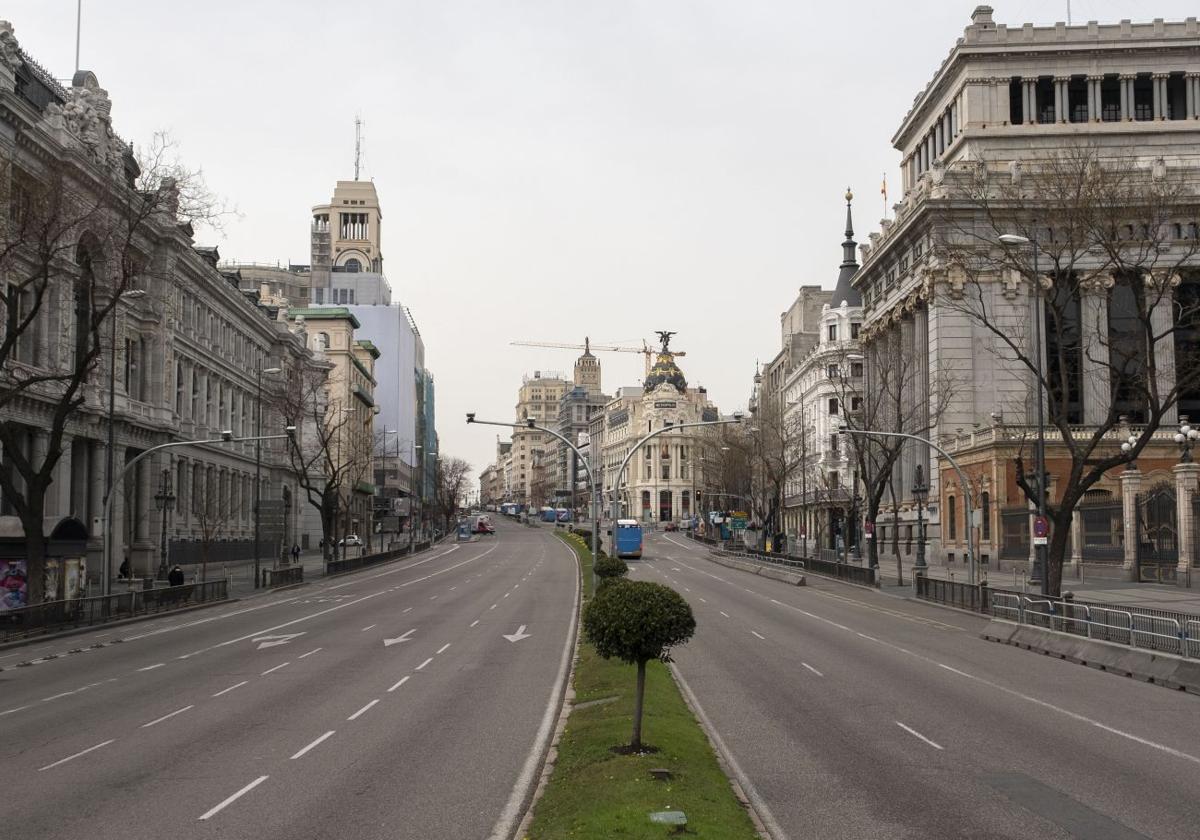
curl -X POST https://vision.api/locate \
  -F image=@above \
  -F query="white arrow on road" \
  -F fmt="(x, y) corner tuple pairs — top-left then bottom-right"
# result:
(252, 632), (306, 650)
(503, 625), (532, 643)
(383, 629), (416, 647)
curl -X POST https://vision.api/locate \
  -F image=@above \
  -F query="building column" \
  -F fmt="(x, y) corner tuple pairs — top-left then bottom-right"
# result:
(1053, 77), (1066, 123)
(110, 445), (127, 576)
(1120, 467), (1142, 574)
(1120, 75), (1133, 120)
(136, 456), (152, 542)
(1080, 274), (1112, 425)
(1187, 73), (1199, 119)
(1088, 75), (1101, 122)
(88, 441), (105, 534)
(1174, 462), (1198, 585)
(50, 433), (72, 517)
(1069, 507), (1083, 576)
(1022, 79), (1034, 123)
(1150, 272), (1179, 426)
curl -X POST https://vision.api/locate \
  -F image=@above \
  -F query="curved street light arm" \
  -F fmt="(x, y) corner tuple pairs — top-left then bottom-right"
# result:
(102, 430), (296, 596)
(840, 427), (977, 586)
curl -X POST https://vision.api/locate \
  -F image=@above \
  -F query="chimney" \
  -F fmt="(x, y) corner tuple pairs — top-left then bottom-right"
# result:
(970, 6), (995, 27)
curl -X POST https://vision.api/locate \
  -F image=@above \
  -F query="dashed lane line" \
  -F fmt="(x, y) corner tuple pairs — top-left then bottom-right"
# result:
(261, 662), (290, 676)
(347, 699), (379, 721)
(212, 681), (248, 697)
(298, 648), (322, 659)
(141, 705), (194, 728)
(387, 676), (410, 693)
(415, 657), (433, 671)
(38, 739), (115, 772)
(198, 775), (269, 820)
(896, 721), (944, 750)
(802, 663), (824, 677)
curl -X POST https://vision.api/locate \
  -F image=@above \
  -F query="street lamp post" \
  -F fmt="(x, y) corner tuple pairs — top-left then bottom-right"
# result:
(999, 232), (1047, 592)
(253, 367), (283, 589)
(912, 464), (929, 572)
(102, 289), (145, 595)
(840, 423), (977, 585)
(102, 428), (295, 595)
(153, 468), (176, 580)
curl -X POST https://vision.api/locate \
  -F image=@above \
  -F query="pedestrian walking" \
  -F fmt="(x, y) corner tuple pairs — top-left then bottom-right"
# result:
(168, 565), (184, 587)
(291, 543), (301, 564)
(118, 555), (131, 579)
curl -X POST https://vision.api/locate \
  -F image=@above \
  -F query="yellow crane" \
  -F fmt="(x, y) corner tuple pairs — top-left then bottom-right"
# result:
(510, 337), (685, 377)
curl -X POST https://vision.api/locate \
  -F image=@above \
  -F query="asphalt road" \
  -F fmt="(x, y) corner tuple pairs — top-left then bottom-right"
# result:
(634, 532), (1200, 840)
(1, 520), (577, 840)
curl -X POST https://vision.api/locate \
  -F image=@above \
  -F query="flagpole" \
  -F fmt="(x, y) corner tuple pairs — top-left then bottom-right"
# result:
(75, 0), (82, 74)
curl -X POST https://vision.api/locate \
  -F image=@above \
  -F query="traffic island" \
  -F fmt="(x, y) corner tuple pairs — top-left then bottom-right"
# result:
(522, 532), (760, 839)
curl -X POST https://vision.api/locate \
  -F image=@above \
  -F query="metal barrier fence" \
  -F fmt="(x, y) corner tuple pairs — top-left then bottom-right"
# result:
(324, 540), (435, 576)
(0, 580), (229, 643)
(988, 590), (1198, 657)
(915, 574), (991, 612)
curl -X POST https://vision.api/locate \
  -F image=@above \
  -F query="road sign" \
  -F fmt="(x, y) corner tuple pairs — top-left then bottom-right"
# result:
(864, 521), (875, 540)
(1033, 515), (1049, 538)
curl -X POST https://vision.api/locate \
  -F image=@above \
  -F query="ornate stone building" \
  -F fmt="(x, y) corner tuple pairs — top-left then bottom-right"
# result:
(854, 7), (1200, 579)
(0, 23), (320, 598)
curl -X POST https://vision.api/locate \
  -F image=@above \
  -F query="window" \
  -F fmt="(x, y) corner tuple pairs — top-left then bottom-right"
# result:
(850, 362), (864, 378)
(1009, 77), (1024, 124)
(829, 470), (839, 487)
(981, 491), (991, 541)
(314, 288), (324, 304)
(829, 434), (840, 453)
(191, 368), (202, 419)
(344, 258), (362, 273)
(1067, 75), (1088, 122)
(850, 322), (861, 340)
(851, 397), (863, 412)
(1100, 74), (1120, 121)
(1167, 72), (1187, 120)
(828, 398), (839, 416)
(826, 364), (839, 378)
(948, 496), (957, 540)
(1133, 73), (1153, 120)
(1035, 76), (1055, 123)
(175, 362), (184, 414)
(827, 324), (838, 341)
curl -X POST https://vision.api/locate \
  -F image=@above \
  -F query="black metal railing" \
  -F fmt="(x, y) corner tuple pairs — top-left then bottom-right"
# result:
(799, 554), (878, 587)
(915, 574), (990, 612)
(324, 539), (436, 576)
(0, 580), (229, 643)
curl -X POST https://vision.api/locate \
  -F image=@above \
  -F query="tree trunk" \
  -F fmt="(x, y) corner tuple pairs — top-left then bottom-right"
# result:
(631, 658), (647, 751)
(1046, 511), (1073, 598)
(888, 478), (902, 586)
(22, 515), (48, 606)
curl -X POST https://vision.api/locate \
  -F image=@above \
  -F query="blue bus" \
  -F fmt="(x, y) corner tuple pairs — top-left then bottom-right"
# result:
(614, 519), (643, 559)
(555, 508), (572, 523)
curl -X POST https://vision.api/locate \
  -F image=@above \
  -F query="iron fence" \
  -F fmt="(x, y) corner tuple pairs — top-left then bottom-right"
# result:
(324, 539), (436, 576)
(0, 579), (228, 643)
(914, 574), (991, 612)
(262, 565), (304, 588)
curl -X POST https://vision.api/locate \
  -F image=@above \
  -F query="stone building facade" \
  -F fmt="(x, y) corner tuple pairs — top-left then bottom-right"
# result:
(0, 25), (320, 597)
(854, 7), (1200, 577)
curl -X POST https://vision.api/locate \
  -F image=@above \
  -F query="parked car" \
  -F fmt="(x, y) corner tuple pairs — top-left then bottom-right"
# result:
(338, 534), (363, 547)
(664, 522), (679, 532)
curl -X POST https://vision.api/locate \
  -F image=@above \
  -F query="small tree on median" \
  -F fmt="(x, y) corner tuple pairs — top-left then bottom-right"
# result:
(582, 580), (696, 751)
(592, 554), (628, 584)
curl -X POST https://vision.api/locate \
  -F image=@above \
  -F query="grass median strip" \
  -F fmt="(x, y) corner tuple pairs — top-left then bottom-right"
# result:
(525, 532), (759, 839)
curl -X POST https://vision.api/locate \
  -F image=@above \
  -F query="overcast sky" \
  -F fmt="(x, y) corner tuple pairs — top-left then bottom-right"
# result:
(7, 1), (1197, 479)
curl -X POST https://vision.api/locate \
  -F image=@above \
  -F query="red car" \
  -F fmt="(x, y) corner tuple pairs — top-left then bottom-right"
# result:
(474, 517), (495, 534)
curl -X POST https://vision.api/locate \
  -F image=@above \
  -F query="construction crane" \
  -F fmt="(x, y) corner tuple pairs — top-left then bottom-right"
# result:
(510, 337), (685, 377)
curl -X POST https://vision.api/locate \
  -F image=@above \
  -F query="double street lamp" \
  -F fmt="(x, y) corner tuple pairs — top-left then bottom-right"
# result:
(153, 468), (176, 581)
(253, 367), (283, 588)
(912, 464), (929, 571)
(104, 288), (145, 582)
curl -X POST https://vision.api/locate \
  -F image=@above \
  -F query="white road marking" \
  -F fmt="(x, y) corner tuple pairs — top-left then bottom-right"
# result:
(213, 681), (248, 697)
(684, 587), (691, 592)
(298, 647), (322, 659)
(361, 624), (376, 632)
(720, 611), (730, 618)
(802, 663), (824, 677)
(430, 595), (438, 600)
(403, 607), (413, 613)
(436, 643), (451, 654)
(0, 704), (31, 717)
(896, 721), (944, 750)
(470, 619), (480, 628)
(857, 632), (879, 641)
(199, 775), (270, 820)
(490, 604), (497, 610)
(142, 705), (194, 728)
(415, 657), (433, 671)
(347, 699), (379, 721)
(38, 739), (115, 771)
(388, 675), (410, 692)
(261, 662), (290, 676)
(699, 598), (707, 603)
(504, 592), (510, 598)
(751, 631), (765, 640)
(137, 663), (164, 672)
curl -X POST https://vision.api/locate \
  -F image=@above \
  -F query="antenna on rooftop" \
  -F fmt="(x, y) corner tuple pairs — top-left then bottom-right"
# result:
(74, 0), (82, 74)
(354, 115), (362, 181)
(1067, 1), (1071, 25)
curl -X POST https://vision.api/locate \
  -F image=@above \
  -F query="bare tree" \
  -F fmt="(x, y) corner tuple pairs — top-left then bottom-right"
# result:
(0, 133), (225, 603)
(194, 473), (236, 584)
(936, 145), (1200, 595)
(434, 457), (472, 534)
(271, 364), (356, 561)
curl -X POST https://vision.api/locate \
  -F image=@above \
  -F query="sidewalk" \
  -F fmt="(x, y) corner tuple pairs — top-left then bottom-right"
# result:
(876, 557), (1200, 615)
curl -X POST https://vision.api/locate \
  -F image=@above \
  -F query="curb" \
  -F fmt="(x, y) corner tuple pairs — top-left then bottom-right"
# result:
(704, 552), (806, 586)
(511, 534), (585, 839)
(981, 618), (1200, 695)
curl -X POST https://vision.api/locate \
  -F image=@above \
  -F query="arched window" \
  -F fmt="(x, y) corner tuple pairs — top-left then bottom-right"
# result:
(316, 332), (330, 352)
(948, 496), (957, 541)
(344, 258), (362, 273)
(175, 361), (184, 414)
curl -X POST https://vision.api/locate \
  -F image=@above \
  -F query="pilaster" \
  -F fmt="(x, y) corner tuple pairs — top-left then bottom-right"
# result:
(1120, 467), (1142, 572)
(1149, 271), (1181, 426)
(1080, 273), (1113, 425)
(1069, 507), (1083, 574)
(1174, 462), (1198, 584)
